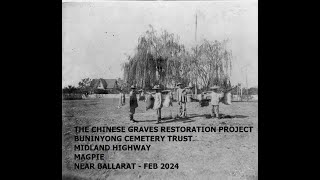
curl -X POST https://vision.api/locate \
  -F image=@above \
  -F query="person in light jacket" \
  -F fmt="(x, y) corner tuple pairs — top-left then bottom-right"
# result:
(210, 85), (224, 119)
(129, 85), (138, 122)
(168, 90), (173, 107)
(176, 83), (187, 118)
(153, 85), (162, 123)
(118, 88), (125, 108)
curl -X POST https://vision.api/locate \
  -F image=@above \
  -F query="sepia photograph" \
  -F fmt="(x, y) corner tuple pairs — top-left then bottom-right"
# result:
(62, 0), (258, 179)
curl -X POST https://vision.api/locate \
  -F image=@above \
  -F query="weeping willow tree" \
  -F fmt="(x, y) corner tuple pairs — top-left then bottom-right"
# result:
(122, 25), (233, 91)
(122, 25), (187, 89)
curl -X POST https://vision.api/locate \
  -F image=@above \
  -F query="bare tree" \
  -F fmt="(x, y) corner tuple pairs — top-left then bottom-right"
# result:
(197, 39), (232, 90)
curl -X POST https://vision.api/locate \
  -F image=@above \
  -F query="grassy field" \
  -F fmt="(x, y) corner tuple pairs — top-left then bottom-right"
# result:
(62, 98), (258, 180)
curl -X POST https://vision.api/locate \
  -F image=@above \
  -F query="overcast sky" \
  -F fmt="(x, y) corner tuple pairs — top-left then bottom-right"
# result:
(62, 0), (257, 88)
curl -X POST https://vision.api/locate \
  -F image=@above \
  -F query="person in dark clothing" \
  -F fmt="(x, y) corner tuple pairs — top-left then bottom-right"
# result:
(129, 85), (138, 122)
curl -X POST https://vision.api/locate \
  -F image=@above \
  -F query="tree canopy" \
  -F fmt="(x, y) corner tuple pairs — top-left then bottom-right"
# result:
(122, 25), (233, 91)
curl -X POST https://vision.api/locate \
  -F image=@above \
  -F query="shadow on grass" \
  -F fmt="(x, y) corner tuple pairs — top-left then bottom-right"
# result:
(229, 114), (249, 118)
(188, 113), (249, 119)
(135, 119), (158, 122)
(134, 113), (248, 124)
(157, 117), (195, 124)
(134, 116), (195, 124)
(188, 114), (211, 119)
(231, 100), (258, 103)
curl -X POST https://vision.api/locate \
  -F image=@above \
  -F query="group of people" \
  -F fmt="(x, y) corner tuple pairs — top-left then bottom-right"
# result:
(127, 84), (164, 123)
(119, 82), (225, 123)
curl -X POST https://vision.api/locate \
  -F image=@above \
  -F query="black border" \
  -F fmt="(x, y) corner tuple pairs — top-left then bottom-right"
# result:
(258, 0), (299, 178)
(10, 1), (63, 179)
(8, 0), (298, 179)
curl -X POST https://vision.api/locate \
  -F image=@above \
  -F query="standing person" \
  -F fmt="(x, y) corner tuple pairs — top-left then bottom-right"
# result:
(140, 89), (145, 101)
(153, 85), (162, 123)
(138, 89), (145, 101)
(185, 85), (193, 102)
(118, 88), (125, 108)
(168, 90), (173, 107)
(137, 89), (142, 101)
(129, 85), (138, 122)
(168, 90), (173, 118)
(176, 83), (187, 118)
(210, 85), (224, 119)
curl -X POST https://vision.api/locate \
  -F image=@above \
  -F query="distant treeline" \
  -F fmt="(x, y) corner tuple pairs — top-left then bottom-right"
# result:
(231, 87), (258, 95)
(62, 85), (118, 95)
(62, 84), (257, 96)
(63, 25), (257, 95)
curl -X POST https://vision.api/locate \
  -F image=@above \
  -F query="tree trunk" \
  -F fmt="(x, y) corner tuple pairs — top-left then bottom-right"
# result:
(195, 80), (197, 96)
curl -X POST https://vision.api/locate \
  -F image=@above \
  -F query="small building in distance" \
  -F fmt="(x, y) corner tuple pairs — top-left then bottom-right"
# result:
(104, 79), (119, 93)
(90, 78), (120, 94)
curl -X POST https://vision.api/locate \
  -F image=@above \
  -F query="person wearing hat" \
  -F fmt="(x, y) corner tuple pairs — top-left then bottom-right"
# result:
(129, 85), (138, 122)
(210, 85), (224, 119)
(153, 85), (162, 123)
(176, 83), (187, 118)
